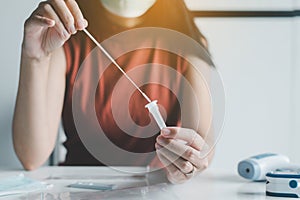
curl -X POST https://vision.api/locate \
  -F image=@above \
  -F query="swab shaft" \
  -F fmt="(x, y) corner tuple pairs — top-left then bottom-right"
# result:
(83, 29), (151, 103)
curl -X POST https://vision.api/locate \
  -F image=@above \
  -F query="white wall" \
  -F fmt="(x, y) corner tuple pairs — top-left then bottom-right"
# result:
(194, 18), (297, 170)
(291, 17), (300, 163)
(184, 0), (296, 11)
(0, 0), (40, 168)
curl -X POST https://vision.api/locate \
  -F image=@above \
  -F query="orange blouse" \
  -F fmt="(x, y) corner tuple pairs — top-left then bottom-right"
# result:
(61, 0), (206, 166)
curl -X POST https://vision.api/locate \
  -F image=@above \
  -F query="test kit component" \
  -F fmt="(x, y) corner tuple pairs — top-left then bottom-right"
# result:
(68, 182), (116, 191)
(238, 153), (290, 181)
(266, 170), (300, 198)
(145, 100), (166, 130)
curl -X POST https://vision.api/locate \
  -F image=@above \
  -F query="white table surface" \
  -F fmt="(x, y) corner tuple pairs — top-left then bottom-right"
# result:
(0, 167), (284, 200)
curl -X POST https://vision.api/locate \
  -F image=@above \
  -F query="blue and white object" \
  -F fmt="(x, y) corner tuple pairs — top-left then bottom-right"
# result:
(68, 182), (116, 191)
(266, 169), (300, 198)
(238, 153), (290, 181)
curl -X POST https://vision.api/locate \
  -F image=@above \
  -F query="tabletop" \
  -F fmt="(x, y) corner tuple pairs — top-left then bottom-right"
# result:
(0, 166), (283, 200)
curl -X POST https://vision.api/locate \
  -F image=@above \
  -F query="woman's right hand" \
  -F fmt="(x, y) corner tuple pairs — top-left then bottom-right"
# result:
(22, 0), (88, 61)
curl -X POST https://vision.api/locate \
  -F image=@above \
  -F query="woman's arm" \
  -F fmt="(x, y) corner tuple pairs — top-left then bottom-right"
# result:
(13, 48), (66, 170)
(12, 0), (87, 170)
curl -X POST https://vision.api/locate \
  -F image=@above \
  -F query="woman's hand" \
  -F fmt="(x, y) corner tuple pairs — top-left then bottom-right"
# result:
(22, 0), (88, 60)
(155, 127), (209, 184)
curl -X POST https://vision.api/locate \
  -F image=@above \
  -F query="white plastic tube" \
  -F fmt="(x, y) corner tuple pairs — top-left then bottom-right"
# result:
(145, 100), (166, 130)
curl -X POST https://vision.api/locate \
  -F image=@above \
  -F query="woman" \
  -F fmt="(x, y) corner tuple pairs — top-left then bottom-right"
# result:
(13, 0), (213, 184)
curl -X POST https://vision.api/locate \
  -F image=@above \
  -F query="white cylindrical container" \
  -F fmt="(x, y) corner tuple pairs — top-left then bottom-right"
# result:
(145, 100), (166, 130)
(238, 153), (290, 181)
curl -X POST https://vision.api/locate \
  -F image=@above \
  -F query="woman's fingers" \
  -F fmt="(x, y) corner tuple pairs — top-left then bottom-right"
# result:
(24, 14), (55, 35)
(22, 0), (86, 59)
(47, 0), (76, 34)
(156, 150), (188, 184)
(26, 0), (86, 38)
(65, 0), (88, 30)
(156, 143), (194, 174)
(156, 136), (208, 169)
(28, 15), (55, 28)
(156, 138), (209, 183)
(161, 127), (206, 151)
(37, 2), (70, 39)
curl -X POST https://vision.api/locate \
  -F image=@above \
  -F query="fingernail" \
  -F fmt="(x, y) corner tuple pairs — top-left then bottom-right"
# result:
(48, 19), (55, 27)
(70, 25), (76, 34)
(162, 128), (170, 135)
(76, 21), (84, 29)
(156, 137), (164, 144)
(83, 19), (88, 27)
(156, 136), (161, 142)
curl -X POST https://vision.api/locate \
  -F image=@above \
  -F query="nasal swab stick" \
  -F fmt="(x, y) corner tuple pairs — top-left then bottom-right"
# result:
(83, 28), (167, 130)
(83, 28), (151, 103)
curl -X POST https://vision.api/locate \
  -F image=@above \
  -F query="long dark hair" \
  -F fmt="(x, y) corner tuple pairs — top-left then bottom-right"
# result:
(143, 0), (208, 49)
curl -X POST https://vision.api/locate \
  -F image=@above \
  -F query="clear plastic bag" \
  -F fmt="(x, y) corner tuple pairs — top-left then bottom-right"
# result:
(0, 173), (52, 198)
(25, 183), (179, 200)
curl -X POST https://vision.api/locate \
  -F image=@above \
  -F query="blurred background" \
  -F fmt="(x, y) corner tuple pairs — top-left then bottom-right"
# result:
(0, 0), (299, 171)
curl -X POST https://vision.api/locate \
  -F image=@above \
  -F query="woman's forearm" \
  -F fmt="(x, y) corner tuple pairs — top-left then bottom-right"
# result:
(13, 55), (56, 170)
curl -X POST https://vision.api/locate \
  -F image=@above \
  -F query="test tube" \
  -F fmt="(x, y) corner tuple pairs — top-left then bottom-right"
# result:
(145, 100), (166, 130)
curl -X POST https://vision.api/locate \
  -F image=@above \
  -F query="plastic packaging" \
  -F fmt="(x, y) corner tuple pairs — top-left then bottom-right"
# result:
(0, 173), (52, 197)
(26, 183), (179, 200)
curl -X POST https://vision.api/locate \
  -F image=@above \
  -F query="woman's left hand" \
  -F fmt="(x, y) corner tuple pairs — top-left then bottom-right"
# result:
(155, 127), (209, 184)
